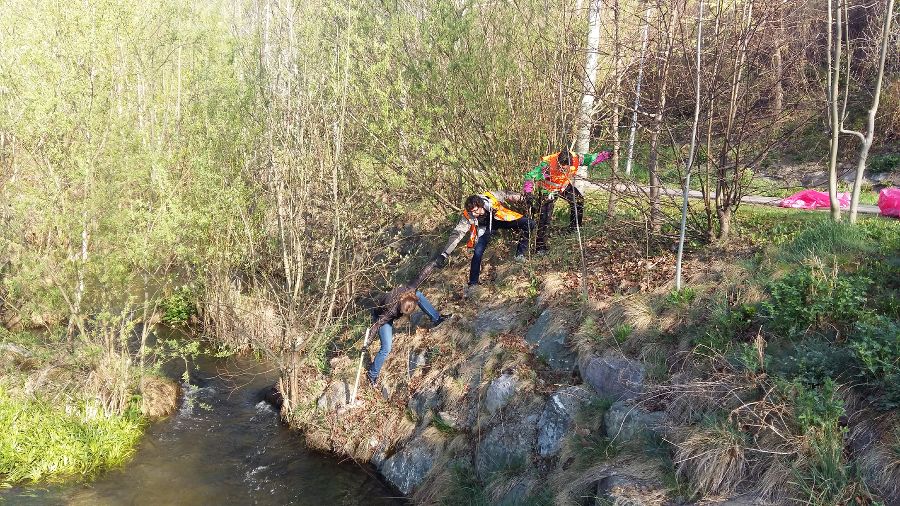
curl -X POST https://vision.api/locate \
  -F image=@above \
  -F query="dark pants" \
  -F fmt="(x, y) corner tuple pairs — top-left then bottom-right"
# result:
(535, 184), (584, 251)
(469, 217), (534, 285)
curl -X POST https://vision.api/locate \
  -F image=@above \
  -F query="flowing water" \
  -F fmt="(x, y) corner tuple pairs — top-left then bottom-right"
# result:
(2, 354), (401, 505)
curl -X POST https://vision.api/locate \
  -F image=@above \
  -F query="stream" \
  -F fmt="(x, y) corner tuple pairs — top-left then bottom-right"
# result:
(2, 353), (401, 505)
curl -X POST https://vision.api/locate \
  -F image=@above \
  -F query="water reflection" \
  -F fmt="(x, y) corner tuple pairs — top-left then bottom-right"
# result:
(3, 355), (401, 506)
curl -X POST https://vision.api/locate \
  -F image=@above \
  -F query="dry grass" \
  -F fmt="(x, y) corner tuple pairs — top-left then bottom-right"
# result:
(674, 420), (749, 497)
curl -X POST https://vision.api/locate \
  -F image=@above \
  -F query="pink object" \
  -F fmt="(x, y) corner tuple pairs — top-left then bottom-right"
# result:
(590, 151), (611, 166)
(779, 190), (850, 210)
(878, 187), (900, 217)
(523, 180), (534, 194)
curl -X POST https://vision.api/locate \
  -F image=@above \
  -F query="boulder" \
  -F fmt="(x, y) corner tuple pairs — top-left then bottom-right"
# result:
(408, 386), (442, 421)
(525, 308), (577, 372)
(537, 385), (593, 457)
(580, 354), (645, 401)
(316, 380), (350, 411)
(140, 376), (181, 419)
(0, 342), (37, 370)
(484, 373), (518, 415)
(473, 304), (528, 338)
(604, 400), (665, 442)
(408, 349), (427, 374)
(475, 414), (539, 478)
(380, 442), (437, 495)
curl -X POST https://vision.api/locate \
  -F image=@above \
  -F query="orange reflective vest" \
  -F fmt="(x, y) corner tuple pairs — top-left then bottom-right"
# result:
(463, 192), (523, 248)
(539, 152), (580, 192)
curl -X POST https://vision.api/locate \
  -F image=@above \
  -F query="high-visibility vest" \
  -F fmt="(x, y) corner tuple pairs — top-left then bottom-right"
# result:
(463, 192), (523, 248)
(539, 152), (580, 192)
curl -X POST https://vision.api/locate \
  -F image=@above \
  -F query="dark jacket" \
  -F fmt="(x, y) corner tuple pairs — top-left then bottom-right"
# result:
(367, 262), (435, 337)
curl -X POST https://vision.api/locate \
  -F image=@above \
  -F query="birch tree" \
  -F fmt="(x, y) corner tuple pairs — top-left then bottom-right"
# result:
(624, 4), (653, 177)
(676, 0), (704, 291)
(826, 0), (845, 221)
(840, 0), (895, 224)
(575, 0), (603, 168)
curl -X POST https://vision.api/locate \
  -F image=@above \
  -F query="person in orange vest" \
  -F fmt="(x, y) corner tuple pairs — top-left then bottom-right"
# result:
(523, 147), (610, 253)
(435, 191), (533, 290)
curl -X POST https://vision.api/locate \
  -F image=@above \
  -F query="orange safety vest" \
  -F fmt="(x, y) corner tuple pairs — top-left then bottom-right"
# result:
(463, 192), (523, 248)
(539, 152), (580, 192)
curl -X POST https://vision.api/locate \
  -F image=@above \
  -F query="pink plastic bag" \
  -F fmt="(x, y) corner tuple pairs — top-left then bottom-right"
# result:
(779, 190), (850, 210)
(878, 187), (900, 218)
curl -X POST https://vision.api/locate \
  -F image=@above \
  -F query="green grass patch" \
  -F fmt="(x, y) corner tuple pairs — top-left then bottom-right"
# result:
(0, 389), (144, 486)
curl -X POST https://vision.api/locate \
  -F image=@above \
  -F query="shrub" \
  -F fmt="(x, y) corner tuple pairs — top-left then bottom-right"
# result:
(160, 286), (197, 326)
(694, 302), (757, 354)
(764, 264), (870, 339)
(848, 316), (900, 409)
(773, 338), (858, 387)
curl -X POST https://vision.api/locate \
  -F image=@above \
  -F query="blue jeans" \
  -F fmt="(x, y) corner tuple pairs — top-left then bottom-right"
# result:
(367, 291), (441, 383)
(469, 217), (535, 285)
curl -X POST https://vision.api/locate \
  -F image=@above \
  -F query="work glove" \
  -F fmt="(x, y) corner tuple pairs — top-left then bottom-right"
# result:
(434, 253), (448, 268)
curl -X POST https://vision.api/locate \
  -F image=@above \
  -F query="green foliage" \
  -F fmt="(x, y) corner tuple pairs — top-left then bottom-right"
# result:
(764, 265), (870, 339)
(571, 432), (619, 471)
(160, 286), (197, 326)
(431, 412), (457, 435)
(153, 339), (202, 382)
(666, 287), (697, 307)
(775, 339), (857, 387)
(784, 380), (872, 505)
(0, 389), (143, 486)
(694, 302), (757, 354)
(848, 316), (900, 409)
(612, 323), (633, 344)
(869, 153), (900, 174)
(442, 461), (489, 506)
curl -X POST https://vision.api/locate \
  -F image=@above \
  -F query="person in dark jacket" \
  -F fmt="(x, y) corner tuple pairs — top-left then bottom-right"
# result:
(435, 190), (533, 293)
(366, 263), (448, 385)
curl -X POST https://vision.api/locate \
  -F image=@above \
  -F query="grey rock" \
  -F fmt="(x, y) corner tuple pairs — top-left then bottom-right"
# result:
(499, 479), (531, 505)
(484, 373), (518, 415)
(0, 342), (36, 370)
(380, 442), (436, 495)
(476, 414), (539, 478)
(800, 170), (829, 187)
(408, 387), (442, 421)
(604, 400), (665, 442)
(408, 349), (427, 374)
(538, 385), (593, 457)
(525, 308), (577, 371)
(436, 411), (459, 431)
(580, 354), (645, 401)
(316, 380), (350, 411)
(473, 304), (527, 338)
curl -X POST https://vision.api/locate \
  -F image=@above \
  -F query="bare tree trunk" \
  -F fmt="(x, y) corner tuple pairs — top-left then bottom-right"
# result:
(676, 0), (704, 291)
(575, 0), (602, 178)
(772, 0), (784, 125)
(844, 0), (894, 223)
(607, 0), (622, 218)
(826, 0), (843, 221)
(647, 0), (680, 232)
(715, 0), (752, 241)
(624, 4), (653, 177)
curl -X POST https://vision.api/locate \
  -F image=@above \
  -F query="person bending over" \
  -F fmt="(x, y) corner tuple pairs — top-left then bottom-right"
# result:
(436, 191), (534, 294)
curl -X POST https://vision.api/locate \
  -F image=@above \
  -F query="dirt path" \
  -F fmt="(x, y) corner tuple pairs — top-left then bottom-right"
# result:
(582, 181), (883, 215)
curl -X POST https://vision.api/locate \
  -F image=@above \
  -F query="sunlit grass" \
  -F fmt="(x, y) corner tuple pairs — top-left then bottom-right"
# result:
(0, 389), (144, 486)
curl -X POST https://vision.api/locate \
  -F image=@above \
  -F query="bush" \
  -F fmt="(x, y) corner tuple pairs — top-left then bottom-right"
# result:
(694, 302), (757, 354)
(848, 316), (900, 409)
(764, 265), (870, 339)
(773, 338), (858, 387)
(160, 286), (197, 326)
